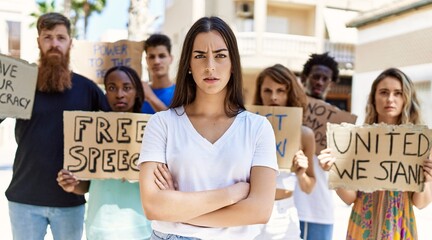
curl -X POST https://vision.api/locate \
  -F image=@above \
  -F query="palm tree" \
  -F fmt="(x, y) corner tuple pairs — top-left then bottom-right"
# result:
(29, 0), (56, 28)
(71, 0), (107, 39)
(30, 0), (106, 39)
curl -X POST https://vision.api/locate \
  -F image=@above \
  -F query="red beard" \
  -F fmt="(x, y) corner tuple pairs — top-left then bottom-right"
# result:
(37, 47), (72, 92)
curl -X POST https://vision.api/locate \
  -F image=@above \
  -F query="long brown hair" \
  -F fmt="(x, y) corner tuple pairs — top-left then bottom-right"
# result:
(254, 64), (307, 113)
(169, 16), (244, 117)
(365, 68), (422, 124)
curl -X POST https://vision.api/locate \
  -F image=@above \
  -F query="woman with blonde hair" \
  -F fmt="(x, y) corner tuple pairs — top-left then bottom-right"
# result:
(320, 68), (432, 239)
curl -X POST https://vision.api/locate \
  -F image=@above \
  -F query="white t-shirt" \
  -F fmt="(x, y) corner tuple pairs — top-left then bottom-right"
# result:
(294, 155), (334, 224)
(138, 106), (278, 240)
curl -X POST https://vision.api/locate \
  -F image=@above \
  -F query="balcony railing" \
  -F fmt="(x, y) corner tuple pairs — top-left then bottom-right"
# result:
(236, 32), (355, 73)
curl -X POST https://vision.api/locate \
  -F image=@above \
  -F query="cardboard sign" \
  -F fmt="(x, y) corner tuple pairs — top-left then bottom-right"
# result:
(327, 123), (432, 192)
(70, 40), (144, 84)
(0, 54), (37, 119)
(247, 105), (302, 169)
(304, 97), (357, 155)
(63, 111), (152, 180)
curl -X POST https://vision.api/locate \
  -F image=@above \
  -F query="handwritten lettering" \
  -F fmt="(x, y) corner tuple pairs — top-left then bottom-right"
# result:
(74, 116), (148, 144)
(93, 44), (128, 56)
(0, 93), (31, 109)
(68, 146), (140, 173)
(0, 61), (18, 78)
(332, 130), (430, 157)
(375, 161), (423, 184)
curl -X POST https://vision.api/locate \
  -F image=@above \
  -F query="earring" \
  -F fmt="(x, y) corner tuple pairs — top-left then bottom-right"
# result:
(188, 70), (192, 74)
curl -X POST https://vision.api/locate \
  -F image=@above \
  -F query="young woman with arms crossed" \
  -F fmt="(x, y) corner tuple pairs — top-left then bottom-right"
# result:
(138, 16), (278, 240)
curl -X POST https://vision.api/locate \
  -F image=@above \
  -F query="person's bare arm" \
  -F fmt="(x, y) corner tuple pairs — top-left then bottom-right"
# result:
(412, 158), (432, 209)
(336, 188), (357, 205)
(318, 148), (336, 171)
(183, 166), (277, 227)
(57, 169), (89, 195)
(294, 126), (316, 194)
(139, 161), (250, 222)
(142, 81), (168, 112)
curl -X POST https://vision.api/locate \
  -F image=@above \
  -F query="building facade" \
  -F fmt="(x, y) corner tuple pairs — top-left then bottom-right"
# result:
(348, 0), (432, 126)
(162, 0), (393, 109)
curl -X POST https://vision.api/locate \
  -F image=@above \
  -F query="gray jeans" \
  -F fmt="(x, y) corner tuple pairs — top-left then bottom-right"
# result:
(151, 230), (201, 240)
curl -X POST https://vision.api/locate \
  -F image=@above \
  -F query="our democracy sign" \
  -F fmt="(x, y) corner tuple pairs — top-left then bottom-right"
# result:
(0, 54), (37, 119)
(304, 96), (357, 155)
(327, 123), (432, 192)
(70, 40), (144, 84)
(247, 105), (302, 169)
(63, 111), (151, 180)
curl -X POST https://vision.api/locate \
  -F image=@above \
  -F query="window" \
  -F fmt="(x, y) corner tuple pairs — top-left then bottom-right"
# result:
(7, 21), (20, 58)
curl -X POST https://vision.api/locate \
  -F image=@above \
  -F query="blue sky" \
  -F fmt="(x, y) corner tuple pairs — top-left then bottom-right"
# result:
(86, 0), (164, 41)
(86, 0), (129, 41)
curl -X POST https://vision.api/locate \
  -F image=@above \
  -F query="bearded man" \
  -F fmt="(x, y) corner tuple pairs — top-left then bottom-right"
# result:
(3, 12), (110, 240)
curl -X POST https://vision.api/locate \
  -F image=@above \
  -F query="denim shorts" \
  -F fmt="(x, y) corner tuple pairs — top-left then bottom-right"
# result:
(151, 230), (201, 240)
(8, 201), (85, 240)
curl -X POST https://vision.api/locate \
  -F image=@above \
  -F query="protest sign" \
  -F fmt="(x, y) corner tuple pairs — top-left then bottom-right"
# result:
(63, 111), (151, 181)
(70, 40), (144, 84)
(0, 54), (37, 119)
(327, 123), (432, 192)
(247, 105), (302, 169)
(304, 96), (357, 155)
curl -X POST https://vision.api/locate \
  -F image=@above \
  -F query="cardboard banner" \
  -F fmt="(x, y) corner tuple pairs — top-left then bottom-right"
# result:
(63, 111), (152, 180)
(304, 96), (357, 155)
(327, 123), (432, 192)
(247, 105), (302, 169)
(0, 54), (37, 119)
(70, 40), (144, 84)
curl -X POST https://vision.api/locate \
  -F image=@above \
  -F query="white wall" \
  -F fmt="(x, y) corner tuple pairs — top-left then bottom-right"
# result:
(351, 6), (432, 126)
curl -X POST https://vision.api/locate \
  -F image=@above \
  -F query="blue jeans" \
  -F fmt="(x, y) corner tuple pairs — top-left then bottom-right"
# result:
(299, 221), (333, 240)
(151, 230), (201, 240)
(8, 201), (85, 240)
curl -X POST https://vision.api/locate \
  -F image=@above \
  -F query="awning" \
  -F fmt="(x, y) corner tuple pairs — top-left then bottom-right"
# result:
(323, 8), (358, 44)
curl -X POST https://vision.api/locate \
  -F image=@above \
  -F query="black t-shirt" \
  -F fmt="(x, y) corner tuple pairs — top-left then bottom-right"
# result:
(5, 73), (110, 207)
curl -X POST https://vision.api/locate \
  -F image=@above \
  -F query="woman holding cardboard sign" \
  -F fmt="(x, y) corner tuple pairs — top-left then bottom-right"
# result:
(57, 66), (152, 239)
(252, 64), (316, 240)
(137, 17), (277, 240)
(319, 68), (432, 239)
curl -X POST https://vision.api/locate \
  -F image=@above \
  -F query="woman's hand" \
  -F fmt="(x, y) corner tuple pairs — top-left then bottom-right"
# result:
(291, 150), (308, 176)
(318, 148), (336, 171)
(57, 169), (80, 193)
(154, 164), (177, 190)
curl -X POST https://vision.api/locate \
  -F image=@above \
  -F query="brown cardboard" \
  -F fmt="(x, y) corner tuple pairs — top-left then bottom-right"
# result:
(63, 111), (152, 181)
(70, 40), (144, 84)
(0, 54), (37, 119)
(247, 105), (302, 170)
(327, 123), (432, 192)
(304, 96), (357, 155)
